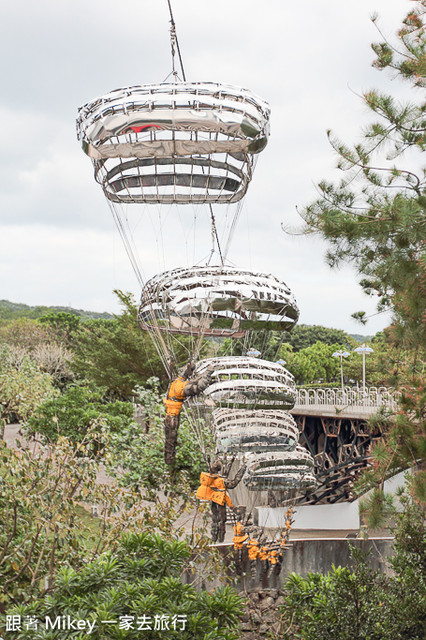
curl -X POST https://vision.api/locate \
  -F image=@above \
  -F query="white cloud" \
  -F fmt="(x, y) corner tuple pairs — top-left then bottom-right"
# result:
(0, 0), (414, 335)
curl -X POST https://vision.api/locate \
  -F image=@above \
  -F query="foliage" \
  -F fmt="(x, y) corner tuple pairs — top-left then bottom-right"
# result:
(283, 341), (342, 385)
(7, 532), (245, 640)
(0, 425), (221, 609)
(71, 291), (167, 395)
(25, 375), (213, 494)
(0, 431), (107, 605)
(298, 2), (426, 351)
(0, 346), (58, 430)
(296, 1), (426, 520)
(71, 290), (211, 396)
(0, 299), (112, 322)
(37, 312), (81, 347)
(285, 324), (355, 352)
(279, 492), (426, 639)
(25, 382), (135, 446)
(0, 319), (53, 349)
(0, 319), (75, 385)
(355, 375), (425, 516)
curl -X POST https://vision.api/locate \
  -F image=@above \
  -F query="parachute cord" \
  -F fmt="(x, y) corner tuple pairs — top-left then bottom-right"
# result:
(166, 0), (186, 81)
(223, 198), (243, 263)
(108, 200), (144, 288)
(208, 204), (224, 266)
(108, 200), (176, 373)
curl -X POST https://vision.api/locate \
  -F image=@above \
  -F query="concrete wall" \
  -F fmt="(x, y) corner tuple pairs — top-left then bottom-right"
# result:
(259, 501), (360, 529)
(185, 537), (394, 593)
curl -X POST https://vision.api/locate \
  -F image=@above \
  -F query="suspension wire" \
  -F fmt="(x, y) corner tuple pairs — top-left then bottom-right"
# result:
(166, 0), (186, 81)
(222, 198), (243, 262)
(108, 199), (176, 374)
(206, 203), (224, 265)
(108, 200), (144, 288)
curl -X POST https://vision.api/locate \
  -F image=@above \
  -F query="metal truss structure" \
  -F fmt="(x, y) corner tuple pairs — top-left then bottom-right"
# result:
(77, 82), (270, 204)
(294, 414), (383, 505)
(138, 265), (299, 337)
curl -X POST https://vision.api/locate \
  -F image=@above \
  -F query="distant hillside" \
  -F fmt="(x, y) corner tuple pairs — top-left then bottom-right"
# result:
(0, 299), (113, 321)
(350, 333), (374, 343)
(0, 300), (375, 342)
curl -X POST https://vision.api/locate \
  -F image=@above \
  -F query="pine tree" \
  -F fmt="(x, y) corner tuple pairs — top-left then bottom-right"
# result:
(298, 1), (426, 515)
(299, 1), (426, 353)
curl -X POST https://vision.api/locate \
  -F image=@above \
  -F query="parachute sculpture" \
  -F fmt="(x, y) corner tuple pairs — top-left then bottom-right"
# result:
(77, 4), (316, 544)
(76, 82), (269, 205)
(138, 266), (299, 337)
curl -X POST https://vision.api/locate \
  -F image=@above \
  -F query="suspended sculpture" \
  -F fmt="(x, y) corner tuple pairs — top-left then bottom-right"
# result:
(138, 266), (299, 337)
(77, 0), (316, 544)
(76, 82), (270, 204)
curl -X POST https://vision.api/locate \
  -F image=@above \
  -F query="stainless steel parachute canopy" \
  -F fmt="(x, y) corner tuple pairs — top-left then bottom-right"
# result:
(138, 265), (299, 338)
(213, 408), (299, 453)
(192, 356), (297, 410)
(76, 82), (270, 204)
(244, 447), (317, 491)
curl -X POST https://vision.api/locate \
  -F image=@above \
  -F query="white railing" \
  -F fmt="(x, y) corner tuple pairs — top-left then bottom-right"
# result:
(294, 387), (400, 411)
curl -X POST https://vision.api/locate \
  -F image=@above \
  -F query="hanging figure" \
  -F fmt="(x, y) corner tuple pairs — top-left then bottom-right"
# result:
(259, 544), (270, 579)
(164, 362), (212, 465)
(247, 536), (260, 580)
(196, 459), (246, 543)
(232, 521), (249, 574)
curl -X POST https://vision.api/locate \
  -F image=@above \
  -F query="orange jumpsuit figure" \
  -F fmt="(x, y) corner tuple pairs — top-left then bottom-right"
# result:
(232, 522), (249, 550)
(196, 460), (246, 542)
(163, 363), (211, 465)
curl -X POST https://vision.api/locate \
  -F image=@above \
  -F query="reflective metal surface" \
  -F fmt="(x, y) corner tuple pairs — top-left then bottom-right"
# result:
(77, 82), (270, 204)
(193, 356), (297, 410)
(138, 265), (299, 337)
(213, 408), (299, 453)
(244, 447), (316, 491)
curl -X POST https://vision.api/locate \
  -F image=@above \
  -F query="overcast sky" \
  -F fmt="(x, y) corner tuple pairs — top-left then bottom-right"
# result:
(0, 0), (415, 333)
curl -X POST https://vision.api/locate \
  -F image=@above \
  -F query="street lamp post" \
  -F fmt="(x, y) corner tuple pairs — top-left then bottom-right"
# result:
(246, 348), (261, 358)
(332, 350), (350, 392)
(354, 344), (374, 393)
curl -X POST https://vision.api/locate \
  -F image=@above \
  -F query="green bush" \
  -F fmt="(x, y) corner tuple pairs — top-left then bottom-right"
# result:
(279, 492), (426, 640)
(8, 532), (245, 640)
(25, 383), (135, 445)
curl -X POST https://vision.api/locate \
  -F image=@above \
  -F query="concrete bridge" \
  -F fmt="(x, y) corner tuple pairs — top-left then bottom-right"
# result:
(291, 386), (399, 419)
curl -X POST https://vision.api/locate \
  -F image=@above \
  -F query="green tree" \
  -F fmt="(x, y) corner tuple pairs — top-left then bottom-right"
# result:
(297, 1), (426, 511)
(285, 325), (355, 352)
(285, 341), (342, 385)
(25, 382), (135, 446)
(38, 311), (81, 346)
(298, 2), (426, 353)
(278, 492), (426, 640)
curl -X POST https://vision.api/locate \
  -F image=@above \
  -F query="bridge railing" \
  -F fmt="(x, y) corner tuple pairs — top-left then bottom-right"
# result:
(295, 387), (400, 410)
